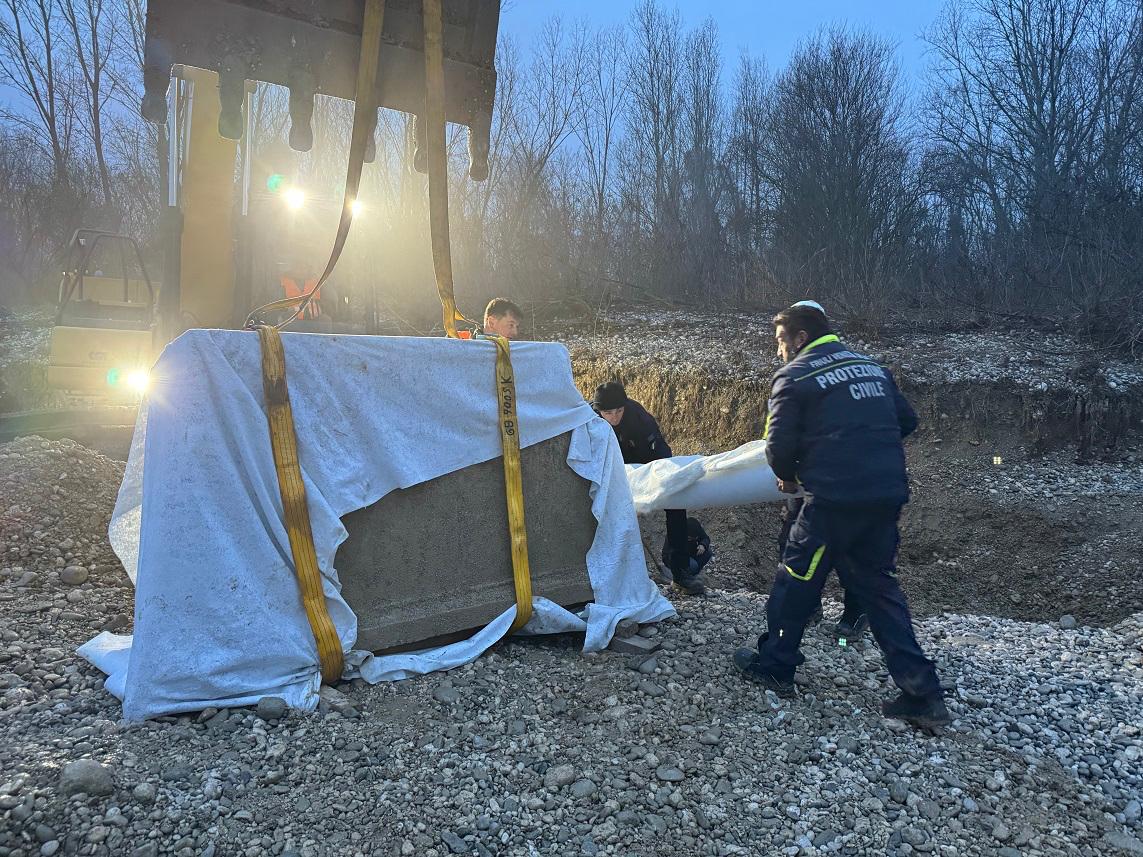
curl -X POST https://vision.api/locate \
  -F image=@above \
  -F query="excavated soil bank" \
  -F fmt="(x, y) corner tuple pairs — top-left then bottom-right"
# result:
(561, 310), (1143, 627)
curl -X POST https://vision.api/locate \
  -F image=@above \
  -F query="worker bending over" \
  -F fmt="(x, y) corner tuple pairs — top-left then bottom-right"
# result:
(735, 304), (949, 728)
(592, 382), (705, 596)
(662, 516), (713, 579)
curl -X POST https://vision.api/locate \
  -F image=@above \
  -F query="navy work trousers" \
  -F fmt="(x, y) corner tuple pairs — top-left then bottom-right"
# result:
(779, 496), (861, 619)
(757, 499), (941, 698)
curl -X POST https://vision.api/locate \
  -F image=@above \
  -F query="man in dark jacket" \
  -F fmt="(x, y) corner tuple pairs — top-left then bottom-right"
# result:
(734, 305), (949, 728)
(775, 301), (867, 644)
(662, 516), (713, 578)
(593, 381), (705, 595)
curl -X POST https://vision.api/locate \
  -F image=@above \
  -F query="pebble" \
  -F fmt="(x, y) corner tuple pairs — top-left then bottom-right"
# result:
(59, 565), (88, 585)
(1126, 799), (1142, 823)
(615, 619), (639, 638)
(255, 696), (288, 720)
(440, 830), (468, 854)
(544, 765), (577, 789)
(1103, 831), (1143, 854)
(433, 685), (460, 705)
(571, 779), (597, 798)
(58, 759), (114, 796)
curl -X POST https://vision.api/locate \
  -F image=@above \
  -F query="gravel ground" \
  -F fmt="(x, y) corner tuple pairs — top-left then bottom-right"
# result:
(2, 437), (1143, 857)
(3, 307), (1143, 856)
(0, 309), (52, 374)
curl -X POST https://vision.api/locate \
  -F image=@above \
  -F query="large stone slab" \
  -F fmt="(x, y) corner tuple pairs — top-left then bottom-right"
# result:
(336, 431), (597, 653)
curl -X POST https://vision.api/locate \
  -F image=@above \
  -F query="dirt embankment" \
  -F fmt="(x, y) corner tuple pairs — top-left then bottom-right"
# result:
(559, 310), (1143, 627)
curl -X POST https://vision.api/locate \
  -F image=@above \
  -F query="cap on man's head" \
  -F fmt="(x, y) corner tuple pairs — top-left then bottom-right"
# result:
(790, 299), (825, 315)
(592, 381), (627, 411)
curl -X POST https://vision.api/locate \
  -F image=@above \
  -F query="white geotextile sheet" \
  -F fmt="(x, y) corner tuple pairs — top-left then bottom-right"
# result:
(78, 330), (674, 721)
(626, 440), (791, 513)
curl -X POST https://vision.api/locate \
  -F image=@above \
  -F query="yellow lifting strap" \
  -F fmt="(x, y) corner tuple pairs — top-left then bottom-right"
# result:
(253, 0), (532, 664)
(422, 0), (533, 634)
(492, 334), (534, 634)
(422, 0), (471, 338)
(244, 0), (387, 330)
(257, 325), (345, 683)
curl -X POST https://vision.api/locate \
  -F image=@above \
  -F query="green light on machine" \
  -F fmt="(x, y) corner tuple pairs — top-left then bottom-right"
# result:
(267, 173), (285, 192)
(106, 367), (121, 387)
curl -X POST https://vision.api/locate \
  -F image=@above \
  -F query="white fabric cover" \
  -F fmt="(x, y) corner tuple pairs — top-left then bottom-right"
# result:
(78, 330), (674, 720)
(625, 440), (791, 513)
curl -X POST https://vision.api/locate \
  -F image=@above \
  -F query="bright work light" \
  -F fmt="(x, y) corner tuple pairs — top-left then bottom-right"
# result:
(284, 187), (306, 210)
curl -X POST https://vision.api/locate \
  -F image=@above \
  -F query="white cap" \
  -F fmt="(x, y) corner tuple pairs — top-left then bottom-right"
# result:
(790, 299), (825, 315)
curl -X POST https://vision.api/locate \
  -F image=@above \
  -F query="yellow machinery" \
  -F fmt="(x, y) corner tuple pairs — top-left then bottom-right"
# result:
(47, 229), (157, 397)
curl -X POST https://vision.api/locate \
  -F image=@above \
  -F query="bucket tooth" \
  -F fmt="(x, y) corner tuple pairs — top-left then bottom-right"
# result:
(141, 67), (170, 124)
(288, 76), (315, 152)
(412, 114), (428, 175)
(217, 68), (246, 140)
(467, 112), (491, 182)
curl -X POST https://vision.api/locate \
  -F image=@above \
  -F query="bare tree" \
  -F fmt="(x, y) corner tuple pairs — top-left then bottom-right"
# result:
(576, 24), (627, 251)
(0, 0), (77, 185)
(925, 0), (1143, 338)
(678, 17), (727, 299)
(727, 54), (772, 304)
(621, 0), (685, 297)
(761, 27), (921, 327)
(61, 0), (119, 207)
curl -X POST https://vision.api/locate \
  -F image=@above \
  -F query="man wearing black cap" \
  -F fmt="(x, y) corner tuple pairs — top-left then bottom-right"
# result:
(593, 381), (705, 595)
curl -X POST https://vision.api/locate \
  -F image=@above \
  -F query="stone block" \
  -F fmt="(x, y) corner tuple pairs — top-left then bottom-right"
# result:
(337, 431), (597, 653)
(608, 635), (661, 655)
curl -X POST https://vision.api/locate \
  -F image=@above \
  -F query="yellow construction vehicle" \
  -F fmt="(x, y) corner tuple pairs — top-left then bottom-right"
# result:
(47, 229), (157, 397)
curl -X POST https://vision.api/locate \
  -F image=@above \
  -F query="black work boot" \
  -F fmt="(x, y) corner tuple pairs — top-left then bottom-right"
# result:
(732, 648), (796, 697)
(882, 692), (951, 729)
(672, 572), (706, 596)
(835, 612), (868, 643)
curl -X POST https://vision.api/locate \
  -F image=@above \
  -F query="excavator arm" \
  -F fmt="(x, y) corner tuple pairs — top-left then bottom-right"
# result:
(140, 0), (498, 181)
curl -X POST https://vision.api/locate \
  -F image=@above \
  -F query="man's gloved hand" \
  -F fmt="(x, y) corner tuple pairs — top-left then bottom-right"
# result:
(777, 479), (799, 494)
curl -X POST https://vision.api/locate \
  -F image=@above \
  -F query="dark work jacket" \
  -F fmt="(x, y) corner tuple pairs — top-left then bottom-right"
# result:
(764, 335), (917, 504)
(662, 518), (712, 571)
(604, 399), (672, 465)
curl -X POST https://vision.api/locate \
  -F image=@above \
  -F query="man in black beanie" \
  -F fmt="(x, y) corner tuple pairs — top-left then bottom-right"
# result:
(592, 381), (704, 595)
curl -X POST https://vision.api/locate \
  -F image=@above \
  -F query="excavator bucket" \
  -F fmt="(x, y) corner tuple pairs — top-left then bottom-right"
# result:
(140, 0), (499, 179)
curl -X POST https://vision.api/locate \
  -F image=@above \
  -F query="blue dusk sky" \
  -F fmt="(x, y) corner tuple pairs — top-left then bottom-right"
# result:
(499, 0), (946, 93)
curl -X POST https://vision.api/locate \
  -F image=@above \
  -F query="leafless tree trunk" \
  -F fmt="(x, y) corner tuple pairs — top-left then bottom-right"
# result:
(761, 27), (920, 329)
(0, 0), (76, 185)
(61, 0), (118, 208)
(622, 0), (685, 297)
(727, 55), (771, 305)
